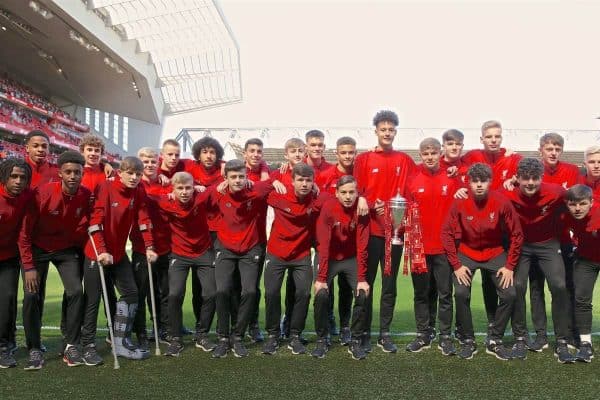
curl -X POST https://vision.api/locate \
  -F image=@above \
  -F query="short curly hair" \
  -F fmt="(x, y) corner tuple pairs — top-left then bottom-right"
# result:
(372, 110), (399, 127)
(516, 158), (543, 179)
(192, 137), (224, 162)
(467, 163), (492, 182)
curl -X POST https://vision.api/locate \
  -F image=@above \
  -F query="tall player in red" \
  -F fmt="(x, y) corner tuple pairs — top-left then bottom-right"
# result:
(353, 110), (416, 353)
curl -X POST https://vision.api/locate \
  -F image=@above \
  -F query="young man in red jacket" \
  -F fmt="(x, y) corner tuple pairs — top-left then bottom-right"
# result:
(318, 136), (357, 345)
(405, 138), (461, 356)
(79, 134), (115, 196)
(580, 146), (600, 200)
(0, 158), (31, 369)
(157, 172), (216, 357)
(18, 151), (91, 369)
(312, 175), (370, 360)
(81, 157), (158, 365)
(528, 133), (582, 351)
(304, 130), (333, 189)
(353, 110), (416, 353)
(503, 158), (574, 363)
(439, 129), (468, 183)
(441, 163), (522, 360)
(24, 130), (59, 189)
(562, 184), (600, 362)
(211, 159), (275, 358)
(130, 147), (172, 349)
(261, 163), (321, 355)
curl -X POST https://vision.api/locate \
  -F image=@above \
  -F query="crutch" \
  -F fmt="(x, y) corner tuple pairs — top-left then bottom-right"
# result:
(147, 260), (161, 355)
(88, 233), (120, 369)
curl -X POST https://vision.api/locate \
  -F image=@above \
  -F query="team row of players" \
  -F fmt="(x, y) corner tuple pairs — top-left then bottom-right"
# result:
(1, 110), (599, 369)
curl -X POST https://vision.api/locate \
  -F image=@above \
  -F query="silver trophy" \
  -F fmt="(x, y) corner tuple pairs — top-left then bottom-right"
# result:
(388, 191), (408, 245)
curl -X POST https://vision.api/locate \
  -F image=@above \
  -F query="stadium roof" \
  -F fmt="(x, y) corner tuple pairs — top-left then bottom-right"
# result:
(0, 0), (241, 124)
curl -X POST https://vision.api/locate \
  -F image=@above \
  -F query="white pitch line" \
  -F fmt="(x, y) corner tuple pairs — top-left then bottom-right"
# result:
(15, 326), (600, 336)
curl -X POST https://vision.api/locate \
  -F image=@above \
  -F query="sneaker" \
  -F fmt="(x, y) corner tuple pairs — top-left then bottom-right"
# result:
(159, 332), (172, 345)
(458, 339), (477, 360)
(247, 326), (265, 343)
(377, 334), (398, 353)
(554, 340), (576, 364)
(438, 335), (456, 356)
(114, 337), (150, 360)
(287, 335), (307, 355)
(454, 330), (465, 345)
(195, 335), (217, 352)
(137, 333), (150, 353)
(428, 328), (437, 342)
(361, 334), (372, 353)
(348, 340), (367, 360)
(262, 335), (279, 355)
(576, 342), (594, 363)
(212, 338), (229, 358)
(165, 338), (184, 357)
(82, 344), (104, 366)
(23, 349), (44, 371)
(487, 340), (513, 361)
(528, 335), (549, 352)
(62, 345), (84, 367)
(311, 339), (328, 359)
(567, 338), (579, 351)
(339, 327), (352, 346)
(0, 348), (16, 368)
(406, 335), (431, 353)
(511, 338), (528, 360)
(40, 343), (47, 353)
(231, 338), (249, 358)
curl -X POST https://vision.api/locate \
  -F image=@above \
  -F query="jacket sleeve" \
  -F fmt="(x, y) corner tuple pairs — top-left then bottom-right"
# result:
(88, 182), (109, 256)
(441, 201), (462, 270)
(17, 190), (39, 271)
(356, 214), (369, 282)
(353, 153), (367, 196)
(135, 187), (154, 249)
(315, 205), (333, 283)
(502, 200), (524, 270)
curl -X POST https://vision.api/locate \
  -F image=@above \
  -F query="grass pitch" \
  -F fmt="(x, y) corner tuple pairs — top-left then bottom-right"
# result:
(2, 268), (600, 400)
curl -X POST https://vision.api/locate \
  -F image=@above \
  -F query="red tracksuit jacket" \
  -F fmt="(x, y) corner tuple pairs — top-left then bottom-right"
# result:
(407, 165), (462, 255)
(439, 157), (469, 184)
(129, 179), (172, 257)
(319, 164), (353, 195)
(18, 182), (92, 271)
(316, 198), (369, 283)
(84, 179), (153, 262)
(25, 156), (59, 189)
(156, 190), (212, 258)
(562, 205), (600, 263)
(353, 148), (416, 237)
(578, 175), (600, 202)
(210, 181), (273, 254)
(543, 161), (581, 189)
(81, 163), (114, 196)
(266, 188), (323, 262)
(501, 183), (565, 244)
(441, 191), (523, 271)
(0, 185), (29, 261)
(461, 149), (522, 190)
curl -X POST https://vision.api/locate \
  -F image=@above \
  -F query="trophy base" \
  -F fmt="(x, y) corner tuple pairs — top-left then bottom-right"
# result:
(391, 238), (404, 246)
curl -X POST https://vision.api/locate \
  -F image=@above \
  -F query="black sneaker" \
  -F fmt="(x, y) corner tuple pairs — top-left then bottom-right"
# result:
(576, 342), (594, 363)
(454, 330), (465, 345)
(7, 341), (17, 355)
(339, 327), (352, 346)
(159, 332), (172, 345)
(511, 338), (528, 360)
(40, 343), (47, 353)
(231, 338), (249, 358)
(377, 335), (398, 353)
(0, 348), (16, 368)
(361, 334), (372, 353)
(137, 333), (150, 353)
(554, 340), (576, 364)
(23, 349), (44, 371)
(528, 335), (549, 352)
(247, 326), (265, 343)
(458, 339), (477, 360)
(311, 339), (328, 359)
(428, 328), (437, 342)
(195, 335), (216, 352)
(165, 338), (184, 357)
(212, 338), (229, 358)
(348, 340), (367, 360)
(406, 335), (431, 353)
(262, 335), (279, 355)
(487, 340), (513, 361)
(438, 335), (456, 356)
(567, 338), (579, 351)
(62, 345), (84, 367)
(82, 344), (104, 366)
(288, 335), (307, 355)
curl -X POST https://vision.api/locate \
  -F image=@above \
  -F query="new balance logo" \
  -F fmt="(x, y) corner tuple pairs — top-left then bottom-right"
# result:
(371, 168), (379, 173)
